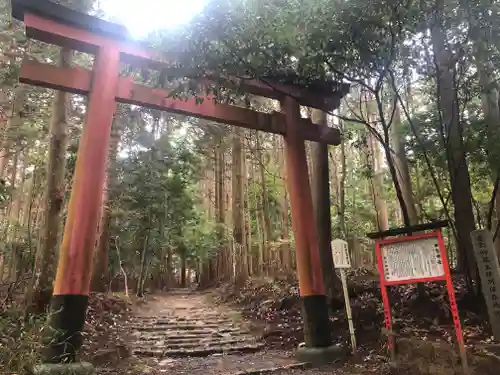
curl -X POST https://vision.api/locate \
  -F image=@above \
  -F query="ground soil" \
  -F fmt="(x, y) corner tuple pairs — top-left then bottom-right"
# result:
(48, 273), (500, 374)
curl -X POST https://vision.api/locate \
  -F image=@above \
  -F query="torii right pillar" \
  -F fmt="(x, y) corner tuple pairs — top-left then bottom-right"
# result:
(281, 96), (342, 363)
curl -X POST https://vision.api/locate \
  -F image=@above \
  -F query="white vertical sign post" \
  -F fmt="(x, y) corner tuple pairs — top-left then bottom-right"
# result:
(331, 239), (356, 353)
(470, 230), (500, 340)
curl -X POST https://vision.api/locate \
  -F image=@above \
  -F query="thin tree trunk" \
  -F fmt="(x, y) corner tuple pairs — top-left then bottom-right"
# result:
(473, 41), (500, 255)
(391, 100), (419, 226)
(26, 48), (72, 314)
(215, 138), (226, 280)
(8, 153), (26, 244)
(180, 246), (187, 287)
(431, 1), (477, 286)
(20, 170), (35, 228)
(368, 132), (389, 231)
(251, 155), (264, 275)
(0, 87), (27, 181)
(255, 132), (272, 273)
(167, 246), (173, 288)
(242, 131), (252, 276)
(5, 149), (19, 281)
(115, 237), (128, 297)
(232, 125), (247, 283)
(91, 118), (122, 292)
(278, 136), (291, 270)
(137, 231), (150, 297)
(338, 119), (347, 237)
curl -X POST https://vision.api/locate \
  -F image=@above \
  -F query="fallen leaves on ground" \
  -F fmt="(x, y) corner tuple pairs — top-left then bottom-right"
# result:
(213, 271), (500, 375)
(81, 293), (133, 367)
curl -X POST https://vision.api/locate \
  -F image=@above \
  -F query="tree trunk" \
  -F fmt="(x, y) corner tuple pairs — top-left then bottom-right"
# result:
(7, 152), (26, 244)
(180, 245), (187, 287)
(473, 40), (500, 255)
(278, 136), (291, 270)
(368, 132), (389, 231)
(310, 109), (340, 303)
(26, 48), (72, 314)
(338, 119), (347, 237)
(215, 139), (225, 281)
(242, 131), (252, 276)
(20, 168), (35, 228)
(390, 100), (419, 226)
(137, 231), (150, 297)
(167, 246), (173, 288)
(232, 125), (247, 283)
(5, 149), (19, 281)
(0, 86), (27, 181)
(255, 132), (272, 272)
(431, 1), (477, 286)
(91, 118), (122, 292)
(251, 154), (264, 275)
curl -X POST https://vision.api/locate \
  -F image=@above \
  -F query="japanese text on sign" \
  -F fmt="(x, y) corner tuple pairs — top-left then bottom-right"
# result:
(470, 230), (500, 340)
(331, 239), (351, 268)
(381, 237), (445, 282)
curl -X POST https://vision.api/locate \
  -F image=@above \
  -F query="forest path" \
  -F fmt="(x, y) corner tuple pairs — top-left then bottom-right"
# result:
(128, 289), (310, 374)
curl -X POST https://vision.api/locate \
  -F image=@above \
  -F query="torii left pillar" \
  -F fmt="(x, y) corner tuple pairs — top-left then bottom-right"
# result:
(38, 46), (120, 373)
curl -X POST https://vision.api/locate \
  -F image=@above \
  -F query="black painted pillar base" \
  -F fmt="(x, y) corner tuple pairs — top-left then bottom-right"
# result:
(42, 295), (89, 363)
(301, 294), (332, 347)
(297, 294), (345, 365)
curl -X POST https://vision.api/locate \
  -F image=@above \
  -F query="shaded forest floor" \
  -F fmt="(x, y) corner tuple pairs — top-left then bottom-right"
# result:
(213, 271), (500, 375)
(3, 274), (500, 374)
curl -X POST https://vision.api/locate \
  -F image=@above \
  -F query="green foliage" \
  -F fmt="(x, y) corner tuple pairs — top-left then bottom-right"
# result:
(109, 111), (212, 282)
(0, 309), (44, 373)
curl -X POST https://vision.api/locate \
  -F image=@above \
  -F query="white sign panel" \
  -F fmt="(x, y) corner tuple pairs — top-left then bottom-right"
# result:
(381, 237), (444, 282)
(331, 239), (351, 268)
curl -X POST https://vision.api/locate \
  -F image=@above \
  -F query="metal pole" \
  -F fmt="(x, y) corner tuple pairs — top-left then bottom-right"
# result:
(438, 230), (469, 374)
(375, 240), (396, 362)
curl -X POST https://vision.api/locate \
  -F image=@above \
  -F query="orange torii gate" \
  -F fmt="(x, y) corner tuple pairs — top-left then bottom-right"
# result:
(12, 0), (348, 370)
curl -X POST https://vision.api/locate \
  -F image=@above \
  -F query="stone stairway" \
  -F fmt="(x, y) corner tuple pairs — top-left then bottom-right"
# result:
(130, 292), (264, 358)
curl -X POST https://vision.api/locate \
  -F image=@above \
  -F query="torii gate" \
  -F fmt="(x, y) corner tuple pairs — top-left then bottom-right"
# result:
(12, 0), (348, 369)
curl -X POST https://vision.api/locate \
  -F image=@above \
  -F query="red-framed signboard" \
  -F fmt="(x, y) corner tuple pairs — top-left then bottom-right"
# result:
(374, 228), (468, 370)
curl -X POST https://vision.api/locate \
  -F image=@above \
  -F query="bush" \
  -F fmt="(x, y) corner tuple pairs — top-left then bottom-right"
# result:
(0, 308), (45, 374)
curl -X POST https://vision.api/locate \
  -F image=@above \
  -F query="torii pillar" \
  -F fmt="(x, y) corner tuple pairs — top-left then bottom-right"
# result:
(282, 96), (342, 363)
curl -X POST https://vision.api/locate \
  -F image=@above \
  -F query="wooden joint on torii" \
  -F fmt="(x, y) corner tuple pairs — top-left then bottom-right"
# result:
(11, 0), (348, 364)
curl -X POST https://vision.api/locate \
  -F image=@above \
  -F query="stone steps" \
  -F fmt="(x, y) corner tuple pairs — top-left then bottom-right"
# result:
(131, 326), (247, 335)
(137, 318), (233, 325)
(132, 343), (264, 358)
(136, 335), (255, 343)
(134, 324), (229, 330)
(134, 338), (257, 350)
(131, 293), (263, 359)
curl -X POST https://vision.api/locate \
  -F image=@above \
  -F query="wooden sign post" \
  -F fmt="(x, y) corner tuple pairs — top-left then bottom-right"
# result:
(331, 239), (357, 353)
(470, 230), (500, 340)
(368, 221), (468, 373)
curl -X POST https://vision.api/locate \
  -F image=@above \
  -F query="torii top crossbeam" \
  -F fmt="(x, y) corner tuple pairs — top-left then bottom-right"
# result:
(12, 0), (347, 145)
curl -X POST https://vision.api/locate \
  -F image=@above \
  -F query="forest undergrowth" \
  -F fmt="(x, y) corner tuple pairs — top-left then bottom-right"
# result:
(2, 277), (500, 375)
(214, 271), (500, 375)
(0, 284), (136, 374)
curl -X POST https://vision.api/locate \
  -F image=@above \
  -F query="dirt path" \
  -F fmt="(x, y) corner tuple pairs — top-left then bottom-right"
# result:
(128, 289), (311, 374)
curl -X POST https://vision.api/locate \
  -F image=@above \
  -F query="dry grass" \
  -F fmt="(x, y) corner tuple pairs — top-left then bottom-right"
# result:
(0, 307), (44, 374)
